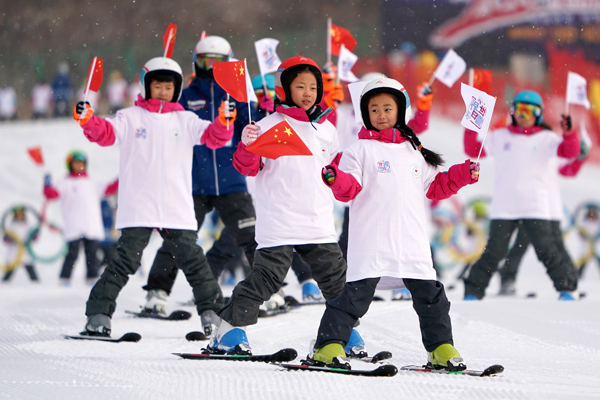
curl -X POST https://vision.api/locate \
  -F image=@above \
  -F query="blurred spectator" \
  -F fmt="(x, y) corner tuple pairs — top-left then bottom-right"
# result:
(31, 79), (53, 119)
(0, 85), (17, 121)
(51, 62), (73, 117)
(128, 73), (140, 106)
(106, 70), (128, 114)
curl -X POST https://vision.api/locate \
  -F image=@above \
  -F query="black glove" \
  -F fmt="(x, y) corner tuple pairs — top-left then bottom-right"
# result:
(76, 101), (91, 115)
(561, 114), (572, 132)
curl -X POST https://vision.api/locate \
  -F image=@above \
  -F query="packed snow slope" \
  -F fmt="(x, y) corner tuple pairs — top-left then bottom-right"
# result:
(1, 116), (599, 400)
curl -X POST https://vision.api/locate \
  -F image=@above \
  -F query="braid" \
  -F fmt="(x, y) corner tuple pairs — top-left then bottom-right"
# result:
(398, 124), (444, 167)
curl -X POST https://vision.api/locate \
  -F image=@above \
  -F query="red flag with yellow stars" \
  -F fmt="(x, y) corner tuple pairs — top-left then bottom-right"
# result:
(86, 57), (103, 93)
(163, 23), (177, 58)
(246, 120), (312, 159)
(473, 69), (492, 95)
(213, 60), (249, 103)
(330, 24), (357, 56)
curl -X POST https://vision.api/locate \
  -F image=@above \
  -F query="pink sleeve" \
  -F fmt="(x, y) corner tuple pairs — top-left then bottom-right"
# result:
(104, 179), (119, 196)
(43, 185), (59, 200)
(464, 129), (485, 158)
(200, 119), (234, 149)
(407, 109), (430, 134)
(232, 142), (262, 177)
(559, 158), (584, 177)
(557, 131), (580, 159)
(81, 115), (116, 146)
(323, 162), (362, 202)
(426, 160), (474, 200)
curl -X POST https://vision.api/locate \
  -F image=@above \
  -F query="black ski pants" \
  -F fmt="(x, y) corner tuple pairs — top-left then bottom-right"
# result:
(59, 238), (99, 279)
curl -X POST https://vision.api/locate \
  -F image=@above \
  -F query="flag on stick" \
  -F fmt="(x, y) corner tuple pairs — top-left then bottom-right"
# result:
(566, 71), (590, 110)
(246, 120), (312, 159)
(432, 49), (466, 87)
(330, 23), (357, 57)
(213, 60), (257, 103)
(337, 45), (359, 83)
(469, 69), (492, 95)
(460, 83), (496, 138)
(85, 57), (103, 94)
(254, 38), (282, 76)
(27, 147), (44, 166)
(163, 23), (177, 58)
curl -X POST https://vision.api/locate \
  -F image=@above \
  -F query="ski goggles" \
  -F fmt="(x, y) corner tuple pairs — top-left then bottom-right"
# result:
(195, 54), (228, 70)
(513, 102), (541, 119)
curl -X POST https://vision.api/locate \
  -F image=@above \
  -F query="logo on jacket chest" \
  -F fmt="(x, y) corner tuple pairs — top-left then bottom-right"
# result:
(377, 159), (391, 173)
(135, 128), (147, 139)
(187, 99), (206, 111)
(410, 164), (421, 178)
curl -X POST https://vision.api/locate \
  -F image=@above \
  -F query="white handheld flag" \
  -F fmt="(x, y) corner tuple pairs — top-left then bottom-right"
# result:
(337, 45), (359, 83)
(348, 81), (369, 123)
(254, 38), (282, 76)
(433, 49), (467, 88)
(566, 71), (590, 110)
(244, 60), (258, 103)
(460, 83), (496, 137)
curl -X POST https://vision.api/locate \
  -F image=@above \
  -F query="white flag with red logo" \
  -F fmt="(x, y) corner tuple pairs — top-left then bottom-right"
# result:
(337, 45), (359, 83)
(254, 38), (282, 76)
(460, 83), (496, 137)
(433, 49), (467, 88)
(566, 71), (590, 110)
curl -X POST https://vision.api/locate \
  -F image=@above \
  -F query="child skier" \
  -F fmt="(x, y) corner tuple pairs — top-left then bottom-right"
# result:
(310, 77), (480, 370)
(2, 206), (39, 282)
(44, 150), (117, 286)
(209, 56), (354, 355)
(462, 90), (580, 300)
(73, 56), (233, 337)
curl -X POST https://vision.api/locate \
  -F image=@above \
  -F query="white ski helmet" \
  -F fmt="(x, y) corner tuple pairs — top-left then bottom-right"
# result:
(193, 36), (232, 75)
(139, 57), (184, 102)
(359, 77), (412, 129)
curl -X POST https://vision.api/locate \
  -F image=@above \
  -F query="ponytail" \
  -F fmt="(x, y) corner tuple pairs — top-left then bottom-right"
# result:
(398, 124), (444, 167)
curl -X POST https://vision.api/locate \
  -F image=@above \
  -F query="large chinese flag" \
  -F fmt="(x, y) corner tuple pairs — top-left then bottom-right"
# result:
(163, 23), (177, 58)
(330, 24), (357, 56)
(213, 60), (249, 103)
(473, 69), (492, 95)
(246, 120), (312, 160)
(86, 57), (103, 93)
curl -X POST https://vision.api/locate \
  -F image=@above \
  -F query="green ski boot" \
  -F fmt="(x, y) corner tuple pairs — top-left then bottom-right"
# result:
(427, 343), (466, 371)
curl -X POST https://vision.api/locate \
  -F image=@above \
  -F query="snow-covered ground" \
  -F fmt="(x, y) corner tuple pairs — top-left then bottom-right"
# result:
(1, 116), (600, 400)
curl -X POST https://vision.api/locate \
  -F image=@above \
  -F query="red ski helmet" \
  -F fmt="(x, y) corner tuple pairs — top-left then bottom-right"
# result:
(274, 56), (323, 106)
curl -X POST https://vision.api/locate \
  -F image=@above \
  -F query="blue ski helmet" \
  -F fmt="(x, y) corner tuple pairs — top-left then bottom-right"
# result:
(512, 90), (544, 125)
(251, 74), (275, 92)
(66, 150), (87, 171)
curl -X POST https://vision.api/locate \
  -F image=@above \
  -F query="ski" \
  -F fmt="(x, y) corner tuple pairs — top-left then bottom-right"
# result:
(400, 364), (504, 377)
(125, 309), (192, 321)
(185, 331), (209, 341)
(275, 363), (398, 377)
(172, 348), (298, 363)
(63, 332), (141, 343)
(358, 350), (393, 363)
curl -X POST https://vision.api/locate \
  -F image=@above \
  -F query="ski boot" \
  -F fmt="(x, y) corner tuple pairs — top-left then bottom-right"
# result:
(208, 320), (252, 355)
(306, 342), (350, 369)
(344, 329), (368, 358)
(498, 280), (516, 296)
(302, 279), (323, 303)
(200, 309), (221, 338)
(427, 343), (466, 371)
(142, 289), (168, 317)
(558, 291), (578, 301)
(259, 289), (287, 312)
(82, 314), (112, 337)
(391, 287), (412, 301)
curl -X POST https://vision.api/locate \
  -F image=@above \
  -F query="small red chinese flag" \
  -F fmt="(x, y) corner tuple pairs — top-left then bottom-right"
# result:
(473, 69), (492, 95)
(27, 146), (44, 165)
(163, 23), (177, 58)
(330, 23), (357, 56)
(246, 120), (312, 160)
(86, 57), (103, 93)
(213, 60), (248, 103)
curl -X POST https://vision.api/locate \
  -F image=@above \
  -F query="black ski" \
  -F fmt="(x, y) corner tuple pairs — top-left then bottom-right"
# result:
(400, 364), (504, 377)
(125, 309), (192, 321)
(185, 331), (209, 341)
(276, 363), (398, 377)
(63, 332), (141, 343)
(359, 351), (392, 363)
(172, 348), (298, 363)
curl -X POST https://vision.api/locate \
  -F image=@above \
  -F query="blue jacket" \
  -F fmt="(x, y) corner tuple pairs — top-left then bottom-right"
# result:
(180, 76), (257, 196)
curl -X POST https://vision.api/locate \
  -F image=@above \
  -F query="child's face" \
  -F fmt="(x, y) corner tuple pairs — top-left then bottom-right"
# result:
(290, 71), (318, 111)
(368, 93), (398, 131)
(150, 80), (175, 102)
(513, 102), (538, 128)
(71, 160), (86, 173)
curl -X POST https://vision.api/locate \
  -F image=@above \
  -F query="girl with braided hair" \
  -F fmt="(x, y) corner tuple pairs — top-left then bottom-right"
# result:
(310, 77), (480, 371)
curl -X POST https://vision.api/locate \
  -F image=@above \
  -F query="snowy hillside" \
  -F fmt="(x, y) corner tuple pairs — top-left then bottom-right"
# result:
(1, 116), (600, 400)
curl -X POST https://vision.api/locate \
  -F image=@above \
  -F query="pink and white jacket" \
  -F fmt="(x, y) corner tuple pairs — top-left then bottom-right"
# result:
(79, 96), (233, 230)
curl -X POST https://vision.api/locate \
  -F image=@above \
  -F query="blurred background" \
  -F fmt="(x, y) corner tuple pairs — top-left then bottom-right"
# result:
(0, 0), (599, 160)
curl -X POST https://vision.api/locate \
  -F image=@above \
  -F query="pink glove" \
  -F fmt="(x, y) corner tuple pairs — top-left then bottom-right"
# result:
(242, 123), (259, 146)
(259, 95), (275, 113)
(470, 162), (480, 182)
